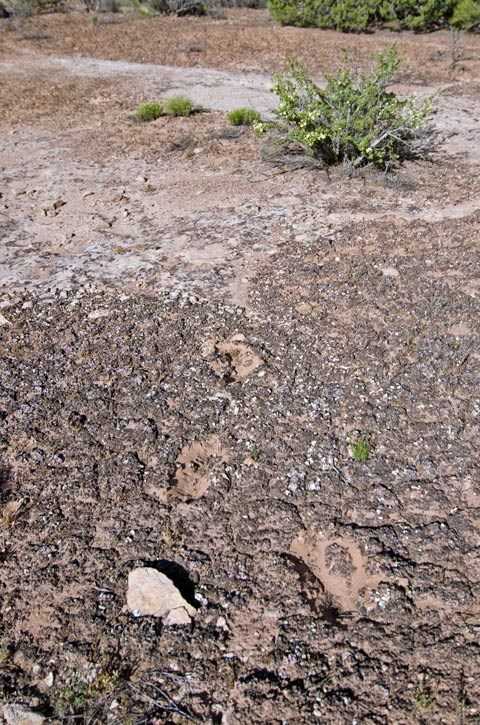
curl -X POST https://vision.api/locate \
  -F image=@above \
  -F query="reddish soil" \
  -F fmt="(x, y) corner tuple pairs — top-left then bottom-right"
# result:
(0, 8), (479, 724)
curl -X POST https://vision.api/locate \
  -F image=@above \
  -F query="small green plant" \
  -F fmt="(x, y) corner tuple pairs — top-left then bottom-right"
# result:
(414, 683), (435, 710)
(165, 95), (194, 117)
(135, 101), (164, 122)
(91, 12), (98, 21)
(255, 45), (435, 169)
(227, 107), (261, 126)
(349, 439), (372, 461)
(54, 670), (120, 717)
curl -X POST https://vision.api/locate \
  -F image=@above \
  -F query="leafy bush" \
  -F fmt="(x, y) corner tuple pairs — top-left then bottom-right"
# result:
(135, 101), (163, 121)
(255, 45), (435, 169)
(227, 107), (261, 126)
(11, 0), (35, 15)
(165, 95), (194, 116)
(268, 0), (463, 32)
(400, 0), (456, 29)
(451, 0), (480, 27)
(147, 0), (204, 14)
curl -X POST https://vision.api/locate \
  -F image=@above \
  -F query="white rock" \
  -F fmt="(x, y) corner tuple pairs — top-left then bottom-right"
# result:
(127, 567), (196, 620)
(381, 266), (400, 278)
(3, 703), (45, 725)
(43, 672), (54, 688)
(164, 607), (192, 626)
(88, 309), (110, 320)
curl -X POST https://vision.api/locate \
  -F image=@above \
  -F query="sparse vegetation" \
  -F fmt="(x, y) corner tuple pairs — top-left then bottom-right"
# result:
(227, 107), (261, 126)
(414, 683), (436, 710)
(135, 101), (164, 121)
(54, 669), (121, 718)
(349, 439), (372, 461)
(165, 94), (194, 116)
(255, 45), (435, 169)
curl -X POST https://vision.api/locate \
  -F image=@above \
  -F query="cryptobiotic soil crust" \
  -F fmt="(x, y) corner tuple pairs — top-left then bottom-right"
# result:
(0, 9), (480, 723)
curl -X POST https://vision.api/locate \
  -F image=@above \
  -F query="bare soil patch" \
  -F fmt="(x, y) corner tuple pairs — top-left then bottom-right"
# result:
(0, 9), (479, 724)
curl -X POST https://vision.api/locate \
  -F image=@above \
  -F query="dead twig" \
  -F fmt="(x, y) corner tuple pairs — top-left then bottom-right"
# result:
(128, 681), (199, 722)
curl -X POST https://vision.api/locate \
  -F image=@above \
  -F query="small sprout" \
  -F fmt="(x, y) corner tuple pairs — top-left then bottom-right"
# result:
(227, 107), (261, 126)
(135, 101), (163, 122)
(349, 439), (372, 462)
(414, 684), (435, 710)
(165, 95), (194, 117)
(91, 13), (98, 23)
(0, 646), (11, 666)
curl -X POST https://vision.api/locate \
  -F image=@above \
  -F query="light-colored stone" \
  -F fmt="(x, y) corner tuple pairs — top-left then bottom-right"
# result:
(381, 266), (400, 278)
(164, 606), (192, 626)
(127, 567), (196, 619)
(88, 308), (110, 320)
(216, 616), (229, 632)
(3, 703), (45, 725)
(43, 672), (54, 688)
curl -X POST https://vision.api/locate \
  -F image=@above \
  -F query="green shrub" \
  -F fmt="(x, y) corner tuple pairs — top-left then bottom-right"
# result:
(451, 0), (480, 27)
(147, 0), (204, 14)
(255, 45), (435, 169)
(227, 107), (261, 126)
(165, 95), (194, 116)
(135, 101), (163, 122)
(11, 0), (35, 16)
(268, 0), (462, 31)
(400, 0), (456, 29)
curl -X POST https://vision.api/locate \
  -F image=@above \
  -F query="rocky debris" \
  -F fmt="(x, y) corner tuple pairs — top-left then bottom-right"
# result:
(2, 704), (45, 725)
(127, 567), (196, 623)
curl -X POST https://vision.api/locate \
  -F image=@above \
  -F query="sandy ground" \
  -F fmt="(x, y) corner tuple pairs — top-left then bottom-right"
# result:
(0, 9), (480, 724)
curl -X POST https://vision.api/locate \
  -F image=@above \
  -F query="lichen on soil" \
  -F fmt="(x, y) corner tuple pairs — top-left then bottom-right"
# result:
(0, 8), (479, 724)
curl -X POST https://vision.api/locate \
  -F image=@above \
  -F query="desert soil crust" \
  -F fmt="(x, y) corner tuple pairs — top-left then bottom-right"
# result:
(1, 8), (480, 723)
